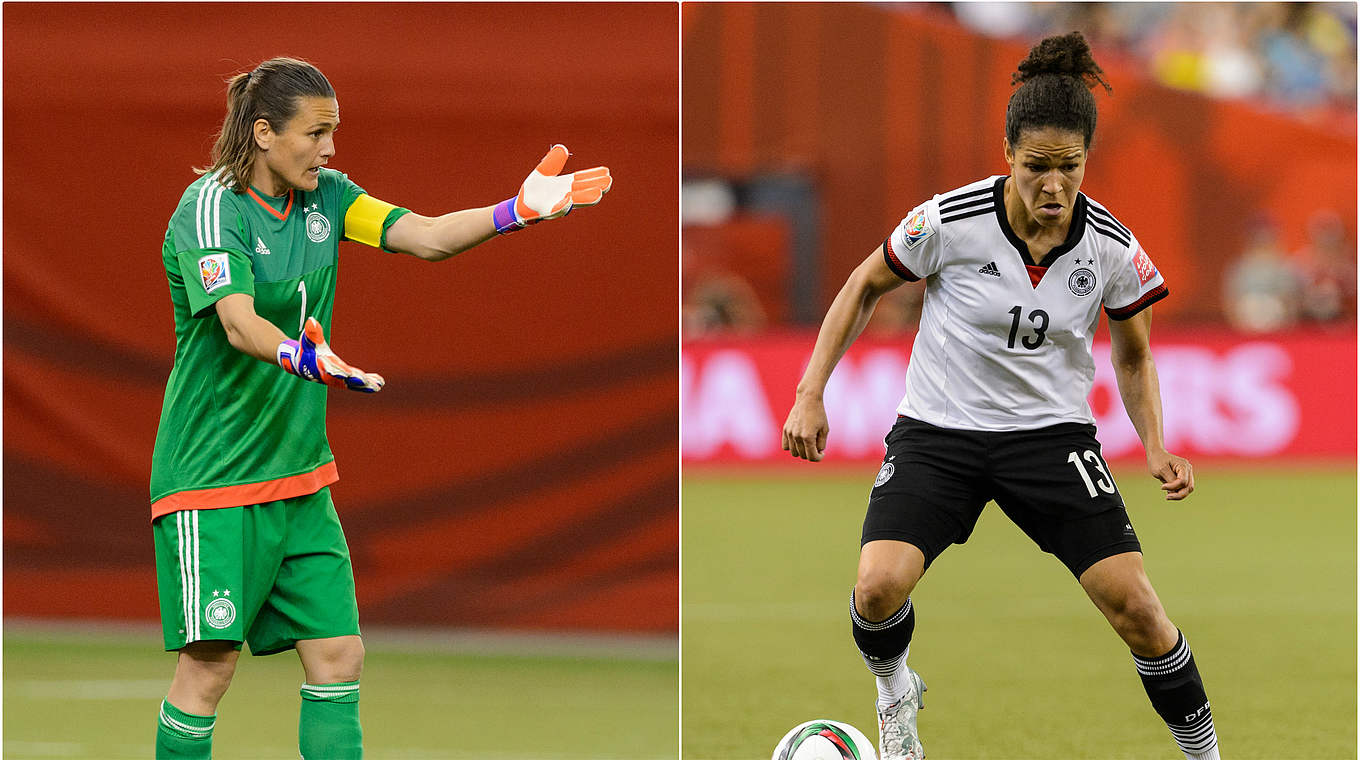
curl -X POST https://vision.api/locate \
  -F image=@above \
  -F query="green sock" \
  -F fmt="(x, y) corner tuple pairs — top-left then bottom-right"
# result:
(299, 680), (362, 759)
(156, 698), (215, 759)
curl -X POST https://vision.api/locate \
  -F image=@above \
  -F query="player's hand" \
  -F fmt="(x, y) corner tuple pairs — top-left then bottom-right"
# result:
(782, 396), (830, 462)
(492, 144), (612, 234)
(1147, 449), (1194, 500)
(277, 317), (385, 393)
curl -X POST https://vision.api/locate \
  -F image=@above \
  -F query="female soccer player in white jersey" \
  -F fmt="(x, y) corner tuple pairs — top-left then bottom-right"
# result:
(782, 33), (1218, 760)
(150, 57), (610, 759)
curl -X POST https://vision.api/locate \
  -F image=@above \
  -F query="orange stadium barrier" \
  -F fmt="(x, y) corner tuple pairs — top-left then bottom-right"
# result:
(4, 4), (678, 632)
(682, 3), (1357, 324)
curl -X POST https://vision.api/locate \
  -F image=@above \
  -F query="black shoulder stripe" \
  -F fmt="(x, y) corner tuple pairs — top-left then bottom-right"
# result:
(938, 186), (992, 211)
(941, 205), (995, 225)
(1087, 215), (1131, 247)
(938, 196), (991, 216)
(1088, 204), (1131, 236)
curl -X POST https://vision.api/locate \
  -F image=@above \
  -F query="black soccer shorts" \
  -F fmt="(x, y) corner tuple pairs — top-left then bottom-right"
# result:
(861, 416), (1142, 578)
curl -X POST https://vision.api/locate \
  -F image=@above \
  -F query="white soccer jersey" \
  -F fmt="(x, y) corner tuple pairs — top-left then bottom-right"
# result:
(884, 175), (1167, 431)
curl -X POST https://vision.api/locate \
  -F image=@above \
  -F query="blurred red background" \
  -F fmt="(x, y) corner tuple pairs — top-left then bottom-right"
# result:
(5, 3), (678, 633)
(682, 3), (1356, 326)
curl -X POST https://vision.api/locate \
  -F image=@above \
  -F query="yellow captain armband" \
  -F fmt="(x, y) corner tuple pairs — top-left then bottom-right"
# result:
(344, 194), (401, 248)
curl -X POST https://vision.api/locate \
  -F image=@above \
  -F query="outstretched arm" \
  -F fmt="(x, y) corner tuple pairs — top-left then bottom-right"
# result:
(1108, 309), (1193, 500)
(383, 207), (497, 262)
(378, 144), (612, 262)
(217, 294), (384, 393)
(781, 246), (905, 461)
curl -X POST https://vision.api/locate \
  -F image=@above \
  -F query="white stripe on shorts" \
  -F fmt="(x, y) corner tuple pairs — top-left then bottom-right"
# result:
(176, 511), (201, 642)
(176, 512), (190, 641)
(191, 511), (201, 640)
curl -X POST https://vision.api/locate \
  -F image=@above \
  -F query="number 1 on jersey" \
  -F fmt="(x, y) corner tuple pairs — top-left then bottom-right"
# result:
(297, 281), (307, 333)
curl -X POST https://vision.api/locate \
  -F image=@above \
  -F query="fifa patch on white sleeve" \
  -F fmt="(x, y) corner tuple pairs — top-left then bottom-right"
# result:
(1133, 246), (1158, 285)
(198, 253), (231, 293)
(901, 207), (935, 250)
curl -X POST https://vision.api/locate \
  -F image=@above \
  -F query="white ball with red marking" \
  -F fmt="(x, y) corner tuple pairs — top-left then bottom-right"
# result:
(771, 720), (877, 760)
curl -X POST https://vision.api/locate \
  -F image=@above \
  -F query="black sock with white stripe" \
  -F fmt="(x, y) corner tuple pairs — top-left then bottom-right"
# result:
(850, 591), (916, 707)
(1133, 631), (1219, 760)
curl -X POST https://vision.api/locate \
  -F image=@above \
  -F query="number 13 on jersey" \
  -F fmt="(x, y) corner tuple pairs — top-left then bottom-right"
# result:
(1007, 305), (1049, 350)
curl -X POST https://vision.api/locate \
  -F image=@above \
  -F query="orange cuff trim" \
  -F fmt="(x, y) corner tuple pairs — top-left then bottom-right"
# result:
(151, 460), (338, 520)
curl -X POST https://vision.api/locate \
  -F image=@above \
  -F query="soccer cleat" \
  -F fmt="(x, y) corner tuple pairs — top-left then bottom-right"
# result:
(877, 667), (927, 760)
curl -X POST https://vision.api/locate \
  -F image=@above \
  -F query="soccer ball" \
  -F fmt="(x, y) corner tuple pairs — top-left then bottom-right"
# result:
(771, 719), (877, 760)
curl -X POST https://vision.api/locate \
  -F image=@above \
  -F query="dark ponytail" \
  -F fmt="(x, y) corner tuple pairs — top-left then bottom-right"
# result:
(1005, 32), (1111, 149)
(197, 57), (334, 192)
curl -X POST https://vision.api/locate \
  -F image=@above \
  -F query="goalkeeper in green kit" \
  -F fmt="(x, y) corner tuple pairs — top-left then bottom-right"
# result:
(150, 57), (611, 759)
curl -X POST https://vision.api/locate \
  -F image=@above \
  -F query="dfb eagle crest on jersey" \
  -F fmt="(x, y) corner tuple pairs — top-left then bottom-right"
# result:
(874, 461), (895, 487)
(1068, 267), (1096, 296)
(307, 209), (331, 243)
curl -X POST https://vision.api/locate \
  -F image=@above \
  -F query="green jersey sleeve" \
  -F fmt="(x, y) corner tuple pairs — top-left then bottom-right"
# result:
(174, 248), (254, 317)
(168, 173), (256, 318)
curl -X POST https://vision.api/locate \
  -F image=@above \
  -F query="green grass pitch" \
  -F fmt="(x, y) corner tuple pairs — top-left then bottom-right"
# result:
(4, 628), (676, 759)
(682, 464), (1356, 759)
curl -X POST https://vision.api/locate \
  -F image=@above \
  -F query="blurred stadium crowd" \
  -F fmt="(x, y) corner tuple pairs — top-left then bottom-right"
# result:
(943, 2), (1356, 120)
(1223, 208), (1355, 332)
(683, 2), (1357, 337)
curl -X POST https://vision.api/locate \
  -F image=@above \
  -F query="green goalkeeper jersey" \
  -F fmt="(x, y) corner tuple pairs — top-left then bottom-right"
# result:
(150, 167), (408, 519)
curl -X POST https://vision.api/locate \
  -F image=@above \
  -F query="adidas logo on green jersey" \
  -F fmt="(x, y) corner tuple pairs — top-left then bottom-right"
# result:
(255, 237), (271, 256)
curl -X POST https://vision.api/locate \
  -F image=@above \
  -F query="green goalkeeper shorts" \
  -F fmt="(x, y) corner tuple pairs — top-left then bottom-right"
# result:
(152, 487), (360, 655)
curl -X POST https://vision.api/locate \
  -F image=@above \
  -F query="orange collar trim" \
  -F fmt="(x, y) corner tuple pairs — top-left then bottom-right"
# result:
(246, 187), (294, 221)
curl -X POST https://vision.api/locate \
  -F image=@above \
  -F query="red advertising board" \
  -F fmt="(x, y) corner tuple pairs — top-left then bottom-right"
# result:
(683, 329), (1356, 464)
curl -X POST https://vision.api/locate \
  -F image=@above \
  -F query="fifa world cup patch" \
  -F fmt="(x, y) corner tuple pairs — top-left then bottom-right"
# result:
(198, 253), (231, 293)
(1133, 246), (1158, 286)
(901, 207), (935, 250)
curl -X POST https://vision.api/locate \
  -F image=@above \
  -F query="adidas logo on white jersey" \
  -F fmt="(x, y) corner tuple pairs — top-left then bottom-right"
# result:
(978, 261), (1001, 277)
(255, 237), (271, 256)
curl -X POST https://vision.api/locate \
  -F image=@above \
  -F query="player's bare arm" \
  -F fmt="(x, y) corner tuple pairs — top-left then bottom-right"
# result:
(383, 207), (497, 261)
(377, 144), (611, 262)
(783, 246), (906, 462)
(217, 293), (290, 362)
(1108, 309), (1194, 500)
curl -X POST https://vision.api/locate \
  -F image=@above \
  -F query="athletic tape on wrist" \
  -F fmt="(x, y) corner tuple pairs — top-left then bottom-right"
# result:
(492, 197), (521, 234)
(277, 339), (301, 373)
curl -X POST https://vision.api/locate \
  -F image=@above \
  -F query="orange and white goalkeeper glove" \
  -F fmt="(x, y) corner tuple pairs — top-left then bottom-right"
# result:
(277, 318), (385, 393)
(492, 144), (612, 234)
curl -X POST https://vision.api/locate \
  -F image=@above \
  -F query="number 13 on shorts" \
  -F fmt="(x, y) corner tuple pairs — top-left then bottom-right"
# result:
(1067, 448), (1116, 498)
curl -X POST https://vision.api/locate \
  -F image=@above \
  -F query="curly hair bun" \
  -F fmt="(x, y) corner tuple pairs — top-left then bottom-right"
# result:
(1013, 31), (1112, 94)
